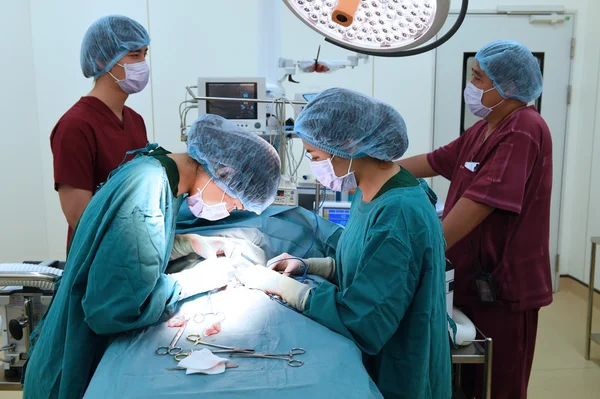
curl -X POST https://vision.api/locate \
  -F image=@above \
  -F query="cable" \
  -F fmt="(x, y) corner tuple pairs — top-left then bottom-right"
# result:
(290, 148), (305, 180)
(263, 206), (322, 312)
(0, 344), (15, 353)
(180, 104), (198, 138)
(317, 186), (327, 211)
(268, 96), (279, 146)
(265, 256), (316, 287)
(179, 100), (197, 135)
(287, 139), (296, 179)
(297, 186), (326, 260)
(179, 100), (196, 120)
(182, 105), (197, 126)
(302, 210), (320, 259)
(269, 294), (302, 313)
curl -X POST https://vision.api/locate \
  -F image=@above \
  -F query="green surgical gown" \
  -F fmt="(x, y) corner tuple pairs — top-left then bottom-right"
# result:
(23, 149), (184, 399)
(304, 175), (452, 399)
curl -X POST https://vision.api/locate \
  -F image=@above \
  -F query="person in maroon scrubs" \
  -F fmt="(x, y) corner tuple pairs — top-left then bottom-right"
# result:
(399, 40), (551, 399)
(51, 15), (151, 248)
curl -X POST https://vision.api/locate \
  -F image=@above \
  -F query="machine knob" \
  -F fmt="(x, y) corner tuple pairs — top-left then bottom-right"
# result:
(8, 317), (27, 341)
(254, 122), (262, 129)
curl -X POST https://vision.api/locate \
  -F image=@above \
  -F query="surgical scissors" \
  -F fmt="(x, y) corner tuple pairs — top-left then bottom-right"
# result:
(185, 334), (255, 354)
(156, 318), (189, 356)
(229, 348), (306, 367)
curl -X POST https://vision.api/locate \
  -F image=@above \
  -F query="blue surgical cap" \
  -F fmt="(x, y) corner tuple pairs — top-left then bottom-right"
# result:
(475, 40), (543, 103)
(187, 115), (281, 214)
(81, 15), (150, 79)
(294, 88), (408, 161)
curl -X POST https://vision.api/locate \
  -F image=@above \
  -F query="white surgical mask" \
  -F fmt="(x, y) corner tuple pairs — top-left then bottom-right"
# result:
(186, 179), (231, 221)
(310, 156), (357, 192)
(108, 61), (150, 94)
(464, 83), (505, 118)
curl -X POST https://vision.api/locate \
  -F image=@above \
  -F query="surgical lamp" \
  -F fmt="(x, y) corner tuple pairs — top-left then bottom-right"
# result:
(282, 0), (469, 57)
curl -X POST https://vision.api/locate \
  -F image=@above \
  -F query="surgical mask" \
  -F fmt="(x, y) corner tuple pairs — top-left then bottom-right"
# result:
(310, 156), (357, 192)
(186, 180), (231, 221)
(108, 61), (150, 94)
(464, 83), (505, 118)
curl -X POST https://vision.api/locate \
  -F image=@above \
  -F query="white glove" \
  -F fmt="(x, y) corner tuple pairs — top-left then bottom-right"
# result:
(172, 257), (239, 300)
(233, 265), (311, 311)
(171, 234), (235, 261)
(268, 253), (336, 281)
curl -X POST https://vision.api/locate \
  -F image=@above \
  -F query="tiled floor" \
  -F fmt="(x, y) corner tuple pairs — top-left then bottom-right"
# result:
(1, 278), (599, 399)
(527, 279), (600, 399)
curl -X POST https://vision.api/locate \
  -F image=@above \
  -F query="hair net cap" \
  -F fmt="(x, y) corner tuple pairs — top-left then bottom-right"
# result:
(294, 88), (408, 161)
(187, 115), (281, 214)
(475, 40), (543, 103)
(81, 15), (150, 79)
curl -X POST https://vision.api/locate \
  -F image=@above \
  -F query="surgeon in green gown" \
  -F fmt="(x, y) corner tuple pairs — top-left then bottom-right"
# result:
(23, 115), (281, 399)
(235, 88), (452, 399)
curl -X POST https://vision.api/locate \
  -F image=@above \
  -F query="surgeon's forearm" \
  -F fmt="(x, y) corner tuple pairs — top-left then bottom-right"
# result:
(395, 154), (437, 178)
(442, 197), (494, 250)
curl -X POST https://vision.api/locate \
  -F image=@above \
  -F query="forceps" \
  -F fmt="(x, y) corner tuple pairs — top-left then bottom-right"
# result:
(174, 346), (252, 362)
(174, 350), (243, 362)
(193, 289), (226, 324)
(185, 334), (255, 354)
(229, 348), (306, 367)
(156, 318), (189, 356)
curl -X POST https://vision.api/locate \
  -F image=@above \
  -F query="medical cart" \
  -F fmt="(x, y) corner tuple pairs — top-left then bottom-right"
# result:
(451, 333), (493, 399)
(585, 236), (600, 360)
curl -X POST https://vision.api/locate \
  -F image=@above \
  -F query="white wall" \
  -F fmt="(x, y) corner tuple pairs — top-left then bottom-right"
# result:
(374, 53), (437, 159)
(2, 0), (600, 291)
(0, 0), (48, 262)
(147, 0), (263, 155)
(582, 0), (600, 289)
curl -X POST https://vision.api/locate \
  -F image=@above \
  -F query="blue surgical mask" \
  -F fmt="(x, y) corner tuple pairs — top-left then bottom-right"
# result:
(186, 179), (230, 221)
(108, 61), (150, 94)
(464, 83), (505, 118)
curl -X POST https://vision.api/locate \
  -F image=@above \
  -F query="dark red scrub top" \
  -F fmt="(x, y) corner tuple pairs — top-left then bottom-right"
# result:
(50, 96), (149, 246)
(428, 106), (553, 312)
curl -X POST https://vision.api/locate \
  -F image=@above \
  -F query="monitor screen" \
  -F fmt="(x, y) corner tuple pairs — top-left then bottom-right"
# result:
(205, 82), (258, 120)
(302, 93), (318, 102)
(323, 207), (351, 227)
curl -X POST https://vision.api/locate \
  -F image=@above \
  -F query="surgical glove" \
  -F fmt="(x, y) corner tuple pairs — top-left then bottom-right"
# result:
(234, 265), (311, 311)
(172, 258), (237, 300)
(268, 254), (336, 281)
(267, 253), (305, 276)
(170, 234), (235, 261)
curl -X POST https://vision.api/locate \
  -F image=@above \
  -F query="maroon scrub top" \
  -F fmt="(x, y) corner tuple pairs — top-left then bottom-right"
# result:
(428, 106), (553, 311)
(50, 96), (149, 246)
